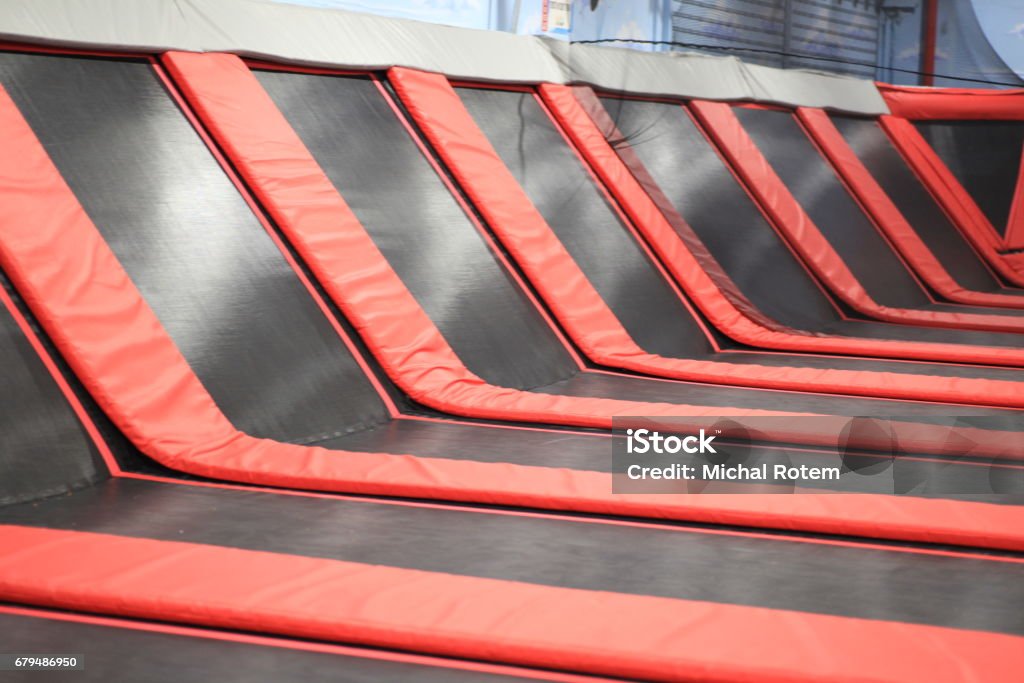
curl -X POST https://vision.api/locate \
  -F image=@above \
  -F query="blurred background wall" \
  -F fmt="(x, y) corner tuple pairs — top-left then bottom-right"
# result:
(269, 0), (1024, 86)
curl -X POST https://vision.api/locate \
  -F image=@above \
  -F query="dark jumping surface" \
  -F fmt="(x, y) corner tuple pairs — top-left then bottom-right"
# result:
(916, 120), (1024, 238)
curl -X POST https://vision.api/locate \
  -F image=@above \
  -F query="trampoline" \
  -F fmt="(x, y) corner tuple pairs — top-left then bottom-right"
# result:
(0, 2), (1022, 680)
(916, 120), (1024, 246)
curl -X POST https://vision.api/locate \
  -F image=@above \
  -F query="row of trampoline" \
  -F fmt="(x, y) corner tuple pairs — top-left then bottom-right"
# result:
(1, 39), (1023, 683)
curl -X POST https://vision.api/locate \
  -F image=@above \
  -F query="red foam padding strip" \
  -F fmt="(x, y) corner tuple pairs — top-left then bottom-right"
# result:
(798, 107), (1024, 309)
(880, 115), (1024, 284)
(693, 100), (1024, 333)
(2, 525), (1023, 683)
(2, 65), (1024, 551)
(878, 83), (1024, 121)
(551, 85), (1024, 369)
(392, 70), (1024, 407)
(0, 606), (620, 683)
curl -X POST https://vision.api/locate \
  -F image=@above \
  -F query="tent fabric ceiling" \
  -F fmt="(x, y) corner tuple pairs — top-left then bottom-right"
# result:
(0, 0), (888, 115)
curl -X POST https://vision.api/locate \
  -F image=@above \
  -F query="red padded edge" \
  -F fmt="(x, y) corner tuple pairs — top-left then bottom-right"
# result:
(4, 526), (1023, 683)
(561, 87), (1024, 368)
(160, 51), (822, 429)
(693, 100), (1024, 333)
(5, 69), (1024, 550)
(388, 68), (1024, 408)
(798, 107), (1024, 309)
(0, 606), (616, 683)
(878, 83), (1024, 120)
(879, 115), (1024, 285)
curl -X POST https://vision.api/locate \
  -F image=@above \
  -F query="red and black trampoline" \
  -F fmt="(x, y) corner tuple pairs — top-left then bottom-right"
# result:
(0, 1), (1022, 681)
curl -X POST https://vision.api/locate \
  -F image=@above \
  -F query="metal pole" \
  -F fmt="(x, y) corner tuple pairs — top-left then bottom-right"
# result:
(511, 0), (523, 33)
(919, 0), (938, 85)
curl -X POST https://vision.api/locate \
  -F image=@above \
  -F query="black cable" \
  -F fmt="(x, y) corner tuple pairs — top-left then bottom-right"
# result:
(569, 38), (1024, 88)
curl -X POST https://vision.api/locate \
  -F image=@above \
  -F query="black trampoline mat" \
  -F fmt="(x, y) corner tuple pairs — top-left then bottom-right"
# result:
(916, 120), (1024, 238)
(0, 286), (107, 506)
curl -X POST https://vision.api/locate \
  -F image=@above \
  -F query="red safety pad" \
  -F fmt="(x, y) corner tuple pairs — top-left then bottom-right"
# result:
(880, 115), (1024, 285)
(388, 70), (1024, 407)
(4, 75), (1024, 553)
(693, 100), (1024, 333)
(798, 107), (1024, 309)
(0, 607), (611, 683)
(553, 85), (1024, 368)
(2, 525), (1022, 683)
(878, 83), (1024, 121)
